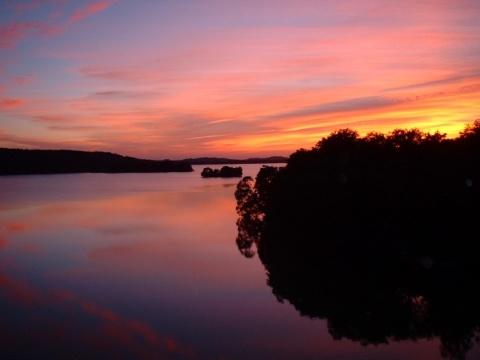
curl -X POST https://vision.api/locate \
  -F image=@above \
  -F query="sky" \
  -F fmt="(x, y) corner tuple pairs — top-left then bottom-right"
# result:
(0, 0), (479, 160)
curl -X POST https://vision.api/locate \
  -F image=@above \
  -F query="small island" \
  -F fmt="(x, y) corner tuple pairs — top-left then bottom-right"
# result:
(201, 166), (243, 178)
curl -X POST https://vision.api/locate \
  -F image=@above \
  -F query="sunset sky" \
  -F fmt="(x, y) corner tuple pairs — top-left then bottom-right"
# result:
(1, 0), (479, 159)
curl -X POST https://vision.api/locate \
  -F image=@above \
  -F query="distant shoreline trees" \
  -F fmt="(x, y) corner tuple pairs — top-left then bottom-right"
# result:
(0, 149), (193, 175)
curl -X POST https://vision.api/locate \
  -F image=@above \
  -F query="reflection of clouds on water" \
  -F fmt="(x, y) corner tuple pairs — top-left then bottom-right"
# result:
(0, 237), (8, 249)
(0, 177), (262, 357)
(20, 243), (42, 255)
(5, 221), (30, 233)
(1, 222), (43, 255)
(95, 223), (160, 236)
(0, 170), (391, 359)
(0, 177), (237, 358)
(88, 242), (154, 259)
(0, 264), (195, 359)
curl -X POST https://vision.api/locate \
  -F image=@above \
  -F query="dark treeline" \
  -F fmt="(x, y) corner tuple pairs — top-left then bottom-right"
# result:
(0, 148), (193, 175)
(182, 156), (287, 165)
(235, 120), (480, 360)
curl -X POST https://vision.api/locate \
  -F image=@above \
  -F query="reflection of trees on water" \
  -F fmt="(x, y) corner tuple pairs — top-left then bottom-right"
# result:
(235, 121), (480, 360)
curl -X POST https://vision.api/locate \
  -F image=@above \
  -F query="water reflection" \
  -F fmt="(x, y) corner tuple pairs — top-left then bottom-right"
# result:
(0, 173), (269, 359)
(0, 188), (221, 359)
(236, 186), (480, 360)
(0, 269), (194, 359)
(3, 168), (475, 359)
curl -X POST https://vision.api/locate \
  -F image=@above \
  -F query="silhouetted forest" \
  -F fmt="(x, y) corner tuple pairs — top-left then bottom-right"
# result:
(0, 148), (193, 175)
(235, 120), (480, 360)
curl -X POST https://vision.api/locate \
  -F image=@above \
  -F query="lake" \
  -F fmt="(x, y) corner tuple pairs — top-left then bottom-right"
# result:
(0, 164), (478, 359)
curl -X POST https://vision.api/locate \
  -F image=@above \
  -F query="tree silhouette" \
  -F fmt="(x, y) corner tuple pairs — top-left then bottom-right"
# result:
(235, 121), (480, 360)
(459, 119), (480, 139)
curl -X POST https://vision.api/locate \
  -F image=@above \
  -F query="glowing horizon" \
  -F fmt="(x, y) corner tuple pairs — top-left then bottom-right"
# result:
(1, 0), (479, 160)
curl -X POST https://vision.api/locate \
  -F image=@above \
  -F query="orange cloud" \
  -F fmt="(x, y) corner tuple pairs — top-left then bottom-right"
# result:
(202, 82), (480, 157)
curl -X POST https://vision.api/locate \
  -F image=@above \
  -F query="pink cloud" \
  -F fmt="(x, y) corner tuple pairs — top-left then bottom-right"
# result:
(0, 98), (24, 109)
(0, 21), (61, 56)
(0, 21), (42, 49)
(33, 114), (71, 123)
(0, 1), (114, 56)
(70, 0), (117, 23)
(0, 131), (64, 150)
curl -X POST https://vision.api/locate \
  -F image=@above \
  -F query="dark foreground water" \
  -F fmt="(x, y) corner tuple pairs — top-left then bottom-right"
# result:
(1, 165), (478, 359)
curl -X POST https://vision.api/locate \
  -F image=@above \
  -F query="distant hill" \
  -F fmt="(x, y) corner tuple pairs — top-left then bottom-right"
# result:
(182, 156), (288, 165)
(0, 148), (193, 175)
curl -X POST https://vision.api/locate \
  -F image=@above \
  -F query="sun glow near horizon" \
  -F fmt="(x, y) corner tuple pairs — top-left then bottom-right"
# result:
(0, 0), (479, 159)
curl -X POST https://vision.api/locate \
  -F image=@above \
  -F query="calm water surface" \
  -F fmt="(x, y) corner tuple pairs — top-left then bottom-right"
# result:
(0, 164), (477, 359)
